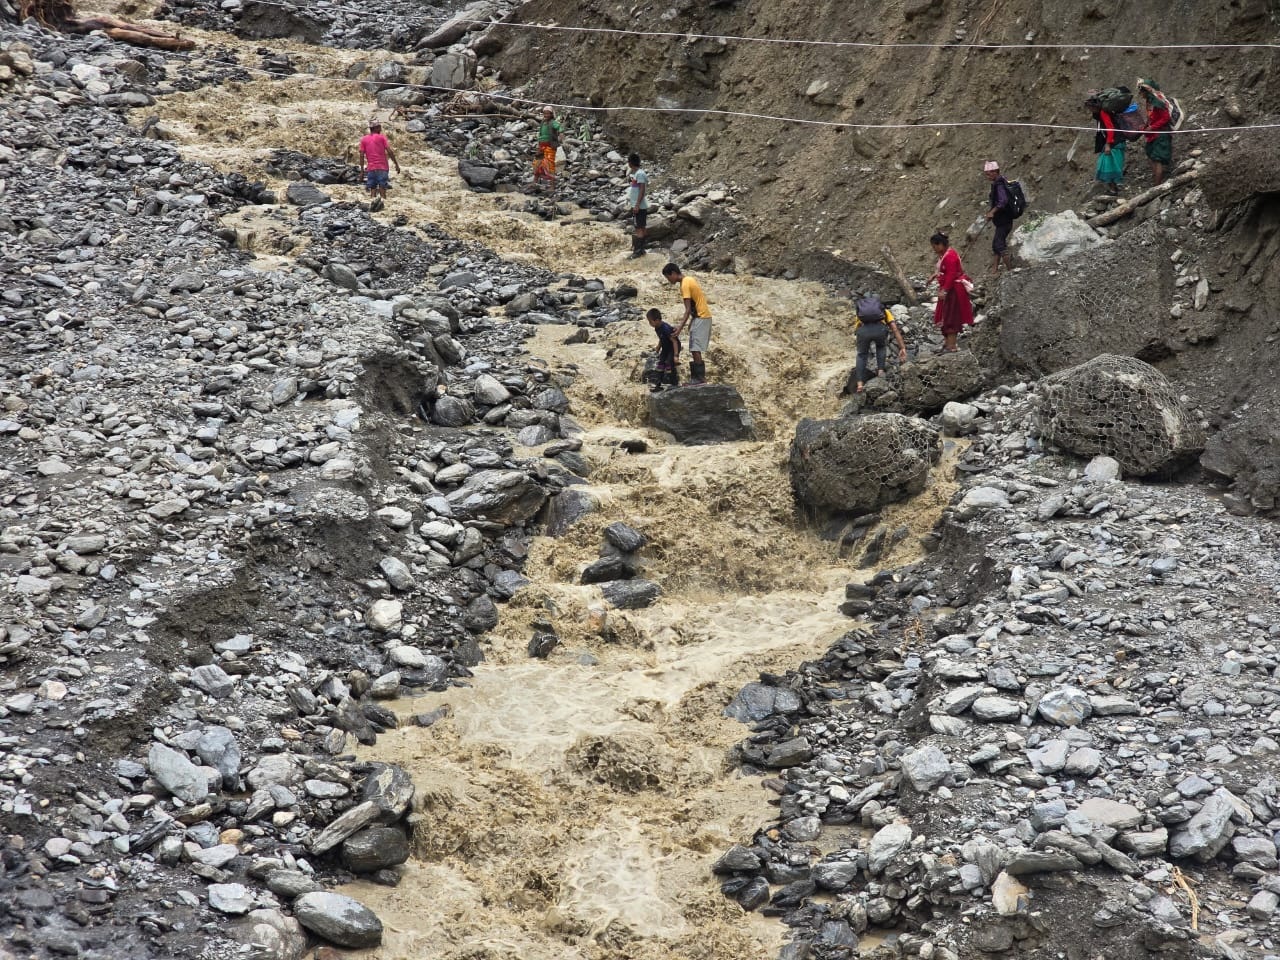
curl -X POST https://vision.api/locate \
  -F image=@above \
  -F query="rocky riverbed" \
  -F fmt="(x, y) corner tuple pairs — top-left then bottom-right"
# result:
(3, 4), (1280, 960)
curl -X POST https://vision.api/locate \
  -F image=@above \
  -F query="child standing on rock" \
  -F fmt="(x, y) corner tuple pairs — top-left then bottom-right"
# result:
(646, 308), (680, 391)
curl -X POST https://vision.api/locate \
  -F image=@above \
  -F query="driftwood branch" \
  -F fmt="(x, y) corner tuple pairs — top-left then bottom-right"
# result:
(18, 0), (195, 50)
(1086, 166), (1200, 228)
(881, 244), (919, 306)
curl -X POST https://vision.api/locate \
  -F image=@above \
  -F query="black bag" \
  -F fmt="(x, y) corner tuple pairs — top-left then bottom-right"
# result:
(855, 295), (886, 323)
(1006, 179), (1028, 218)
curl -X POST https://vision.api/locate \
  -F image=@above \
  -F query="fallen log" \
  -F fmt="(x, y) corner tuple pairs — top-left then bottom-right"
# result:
(17, 0), (195, 50)
(880, 244), (919, 306)
(1086, 166), (1199, 229)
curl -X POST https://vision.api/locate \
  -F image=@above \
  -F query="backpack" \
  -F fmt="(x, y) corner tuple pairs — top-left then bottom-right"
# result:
(855, 295), (886, 323)
(1005, 179), (1028, 218)
(1097, 86), (1133, 115)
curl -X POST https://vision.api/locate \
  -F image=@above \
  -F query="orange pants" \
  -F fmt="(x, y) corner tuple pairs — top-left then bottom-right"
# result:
(533, 143), (557, 183)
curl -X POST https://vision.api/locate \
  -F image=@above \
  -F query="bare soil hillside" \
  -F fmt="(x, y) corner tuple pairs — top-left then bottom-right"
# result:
(492, 0), (1278, 274)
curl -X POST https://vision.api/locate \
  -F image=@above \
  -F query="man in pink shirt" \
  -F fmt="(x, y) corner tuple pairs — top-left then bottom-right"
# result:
(358, 120), (400, 212)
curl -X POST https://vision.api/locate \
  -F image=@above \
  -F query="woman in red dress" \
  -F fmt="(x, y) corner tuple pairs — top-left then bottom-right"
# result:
(930, 231), (974, 352)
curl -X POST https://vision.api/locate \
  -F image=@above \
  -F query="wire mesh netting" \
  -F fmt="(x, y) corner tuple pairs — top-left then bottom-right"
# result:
(1031, 354), (1205, 475)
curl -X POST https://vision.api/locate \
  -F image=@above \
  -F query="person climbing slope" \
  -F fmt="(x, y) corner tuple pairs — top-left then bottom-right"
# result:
(982, 160), (1015, 275)
(646, 308), (680, 390)
(627, 153), (650, 258)
(1088, 94), (1125, 195)
(929, 232), (974, 354)
(1138, 80), (1174, 186)
(851, 293), (908, 394)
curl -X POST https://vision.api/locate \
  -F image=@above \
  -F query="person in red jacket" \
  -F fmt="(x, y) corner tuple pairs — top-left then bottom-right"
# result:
(1138, 82), (1173, 186)
(929, 232), (974, 353)
(1088, 97), (1125, 195)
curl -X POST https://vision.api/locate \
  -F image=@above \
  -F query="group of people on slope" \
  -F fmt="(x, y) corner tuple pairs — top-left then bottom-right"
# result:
(1089, 79), (1176, 194)
(644, 229), (976, 396)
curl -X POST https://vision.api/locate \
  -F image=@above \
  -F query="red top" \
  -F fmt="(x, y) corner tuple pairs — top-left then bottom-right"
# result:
(360, 133), (390, 171)
(1098, 110), (1117, 146)
(936, 246), (964, 292)
(1144, 104), (1171, 141)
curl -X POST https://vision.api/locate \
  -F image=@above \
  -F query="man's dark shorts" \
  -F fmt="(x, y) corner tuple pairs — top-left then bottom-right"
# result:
(366, 169), (390, 190)
(634, 209), (648, 229)
(992, 217), (1013, 256)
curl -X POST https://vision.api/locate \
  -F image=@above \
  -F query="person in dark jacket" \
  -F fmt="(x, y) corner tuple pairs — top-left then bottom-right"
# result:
(983, 160), (1014, 275)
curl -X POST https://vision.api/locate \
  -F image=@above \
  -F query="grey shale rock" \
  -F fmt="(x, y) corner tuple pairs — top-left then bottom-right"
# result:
(292, 892), (384, 948)
(147, 743), (207, 804)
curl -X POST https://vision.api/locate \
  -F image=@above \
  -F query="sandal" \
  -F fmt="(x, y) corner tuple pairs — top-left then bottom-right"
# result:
(855, 383), (865, 393)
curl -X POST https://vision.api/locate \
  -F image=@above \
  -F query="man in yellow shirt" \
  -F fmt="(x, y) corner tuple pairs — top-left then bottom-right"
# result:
(661, 263), (711, 384)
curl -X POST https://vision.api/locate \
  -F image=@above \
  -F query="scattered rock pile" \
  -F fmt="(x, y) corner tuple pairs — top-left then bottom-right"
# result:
(722, 376), (1280, 959)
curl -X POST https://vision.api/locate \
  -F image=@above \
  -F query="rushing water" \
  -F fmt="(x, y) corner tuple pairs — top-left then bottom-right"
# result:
(151, 55), (956, 959)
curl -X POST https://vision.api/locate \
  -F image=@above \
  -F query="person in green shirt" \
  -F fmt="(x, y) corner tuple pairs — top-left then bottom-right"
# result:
(533, 106), (562, 193)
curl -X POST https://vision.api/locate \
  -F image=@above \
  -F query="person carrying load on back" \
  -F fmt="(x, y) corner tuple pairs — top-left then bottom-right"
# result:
(533, 106), (562, 193)
(982, 160), (1016, 276)
(1137, 80), (1174, 185)
(1087, 88), (1133, 195)
(852, 293), (908, 394)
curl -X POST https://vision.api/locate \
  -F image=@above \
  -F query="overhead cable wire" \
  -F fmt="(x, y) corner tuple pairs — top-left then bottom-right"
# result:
(152, 48), (1280, 137)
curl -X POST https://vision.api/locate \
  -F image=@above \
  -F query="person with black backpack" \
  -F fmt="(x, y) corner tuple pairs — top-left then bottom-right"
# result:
(982, 160), (1021, 276)
(852, 293), (908, 394)
(1087, 92), (1126, 195)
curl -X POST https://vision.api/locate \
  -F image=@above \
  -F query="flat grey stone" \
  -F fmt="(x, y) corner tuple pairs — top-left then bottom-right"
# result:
(292, 892), (383, 948)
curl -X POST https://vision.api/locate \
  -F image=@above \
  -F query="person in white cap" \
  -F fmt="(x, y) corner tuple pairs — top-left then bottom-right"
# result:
(983, 160), (1014, 275)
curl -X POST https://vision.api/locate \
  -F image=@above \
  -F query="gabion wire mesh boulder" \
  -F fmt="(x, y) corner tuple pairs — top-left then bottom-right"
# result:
(1031, 354), (1205, 476)
(790, 414), (941, 517)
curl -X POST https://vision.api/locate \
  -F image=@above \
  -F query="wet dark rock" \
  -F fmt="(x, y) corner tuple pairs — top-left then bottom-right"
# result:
(447, 469), (548, 525)
(600, 578), (661, 609)
(603, 522), (647, 554)
(581, 554), (633, 584)
(285, 183), (331, 208)
(341, 827), (411, 873)
(458, 159), (498, 189)
(724, 682), (803, 723)
(647, 384), (754, 444)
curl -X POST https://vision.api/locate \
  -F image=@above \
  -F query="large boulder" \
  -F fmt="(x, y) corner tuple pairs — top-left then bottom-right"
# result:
(431, 52), (476, 90)
(894, 351), (986, 415)
(1031, 355), (1205, 476)
(994, 220), (1178, 373)
(1012, 210), (1104, 263)
(234, 0), (327, 42)
(790, 414), (941, 517)
(446, 469), (548, 526)
(647, 384), (754, 444)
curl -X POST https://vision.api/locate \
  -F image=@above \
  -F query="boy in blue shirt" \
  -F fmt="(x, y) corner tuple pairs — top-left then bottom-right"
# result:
(646, 308), (680, 391)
